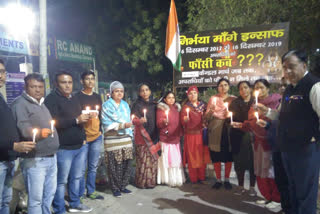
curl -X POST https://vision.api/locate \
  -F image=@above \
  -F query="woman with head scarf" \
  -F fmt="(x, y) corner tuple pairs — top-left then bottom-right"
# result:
(101, 81), (133, 197)
(229, 81), (256, 196)
(232, 79), (282, 209)
(156, 91), (185, 186)
(131, 83), (159, 189)
(181, 86), (211, 184)
(204, 78), (236, 190)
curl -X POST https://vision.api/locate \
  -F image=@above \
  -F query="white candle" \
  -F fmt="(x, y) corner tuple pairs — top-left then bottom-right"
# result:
(95, 105), (99, 111)
(165, 110), (169, 122)
(224, 102), (229, 112)
(213, 97), (217, 106)
(143, 109), (147, 119)
(255, 112), (259, 122)
(50, 120), (55, 137)
(186, 108), (190, 119)
(32, 128), (38, 143)
(229, 112), (233, 124)
(254, 90), (259, 105)
(131, 114), (135, 122)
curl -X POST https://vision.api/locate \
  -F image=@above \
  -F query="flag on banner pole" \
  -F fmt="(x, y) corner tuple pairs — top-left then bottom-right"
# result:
(165, 0), (181, 72)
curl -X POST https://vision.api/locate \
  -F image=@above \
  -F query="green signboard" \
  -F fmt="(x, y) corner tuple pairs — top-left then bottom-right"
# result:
(55, 38), (94, 63)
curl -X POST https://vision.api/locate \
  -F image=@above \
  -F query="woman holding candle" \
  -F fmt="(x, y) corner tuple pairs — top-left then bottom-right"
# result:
(131, 83), (159, 189)
(232, 79), (282, 208)
(204, 78), (236, 190)
(229, 81), (256, 196)
(181, 86), (211, 184)
(101, 81), (133, 197)
(156, 91), (185, 186)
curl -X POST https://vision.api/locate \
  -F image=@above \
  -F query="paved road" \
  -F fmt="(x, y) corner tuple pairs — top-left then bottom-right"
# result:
(80, 178), (282, 214)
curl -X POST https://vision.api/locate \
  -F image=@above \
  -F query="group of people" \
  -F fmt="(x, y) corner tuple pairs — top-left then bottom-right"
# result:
(0, 49), (319, 214)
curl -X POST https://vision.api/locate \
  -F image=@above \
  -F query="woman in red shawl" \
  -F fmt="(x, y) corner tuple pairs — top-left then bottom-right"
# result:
(232, 79), (281, 209)
(181, 86), (211, 184)
(157, 91), (185, 186)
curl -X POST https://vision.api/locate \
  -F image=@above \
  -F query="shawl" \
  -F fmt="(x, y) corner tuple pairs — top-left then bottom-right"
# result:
(101, 98), (132, 137)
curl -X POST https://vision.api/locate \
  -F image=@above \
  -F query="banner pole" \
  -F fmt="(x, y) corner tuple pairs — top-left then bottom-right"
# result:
(172, 68), (176, 94)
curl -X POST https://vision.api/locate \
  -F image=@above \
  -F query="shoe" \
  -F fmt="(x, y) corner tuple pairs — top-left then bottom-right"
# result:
(224, 181), (232, 190)
(248, 188), (257, 196)
(68, 204), (93, 213)
(121, 188), (132, 194)
(256, 199), (267, 204)
(198, 180), (210, 185)
(212, 182), (222, 189)
(113, 191), (122, 198)
(87, 191), (104, 200)
(234, 188), (246, 195)
(265, 201), (281, 209)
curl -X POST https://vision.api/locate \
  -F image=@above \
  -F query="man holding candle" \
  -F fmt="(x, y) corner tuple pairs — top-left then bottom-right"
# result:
(75, 70), (104, 200)
(11, 73), (60, 214)
(0, 59), (35, 214)
(44, 70), (92, 213)
(277, 50), (320, 214)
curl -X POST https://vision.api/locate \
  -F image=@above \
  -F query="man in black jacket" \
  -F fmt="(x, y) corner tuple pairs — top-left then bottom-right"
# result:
(279, 50), (320, 214)
(45, 70), (92, 213)
(0, 59), (35, 214)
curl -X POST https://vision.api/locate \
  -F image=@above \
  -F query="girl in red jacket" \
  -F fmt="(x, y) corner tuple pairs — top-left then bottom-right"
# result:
(156, 91), (185, 186)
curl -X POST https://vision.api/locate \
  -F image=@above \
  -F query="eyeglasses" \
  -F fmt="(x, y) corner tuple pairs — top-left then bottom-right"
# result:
(0, 69), (6, 76)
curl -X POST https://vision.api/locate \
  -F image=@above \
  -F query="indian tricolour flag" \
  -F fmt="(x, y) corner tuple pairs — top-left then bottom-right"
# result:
(165, 0), (181, 72)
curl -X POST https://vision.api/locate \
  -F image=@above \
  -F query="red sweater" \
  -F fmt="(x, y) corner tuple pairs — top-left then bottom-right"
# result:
(156, 102), (182, 144)
(180, 103), (204, 134)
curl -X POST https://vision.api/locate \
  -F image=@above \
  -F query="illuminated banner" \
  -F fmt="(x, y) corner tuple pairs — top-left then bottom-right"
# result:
(54, 38), (94, 63)
(0, 31), (39, 56)
(177, 22), (289, 87)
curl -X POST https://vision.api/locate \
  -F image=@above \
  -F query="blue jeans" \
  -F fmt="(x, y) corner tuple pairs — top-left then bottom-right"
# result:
(52, 145), (87, 214)
(0, 161), (14, 214)
(20, 156), (57, 214)
(80, 135), (103, 196)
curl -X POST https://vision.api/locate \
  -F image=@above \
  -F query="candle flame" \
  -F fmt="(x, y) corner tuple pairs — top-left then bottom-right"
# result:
(95, 105), (99, 110)
(224, 102), (228, 108)
(229, 112), (233, 117)
(254, 112), (259, 120)
(131, 115), (135, 120)
(255, 90), (259, 97)
(86, 106), (90, 111)
(51, 120), (55, 125)
(186, 108), (190, 113)
(32, 128), (38, 134)
(143, 109), (147, 113)
(165, 110), (169, 115)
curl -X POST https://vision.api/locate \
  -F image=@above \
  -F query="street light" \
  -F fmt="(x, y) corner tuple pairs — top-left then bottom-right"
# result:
(0, 4), (35, 38)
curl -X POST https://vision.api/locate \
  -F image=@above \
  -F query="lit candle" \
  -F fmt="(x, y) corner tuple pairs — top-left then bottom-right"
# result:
(50, 120), (55, 138)
(165, 110), (169, 122)
(254, 90), (259, 105)
(229, 112), (233, 124)
(143, 109), (147, 119)
(213, 97), (217, 106)
(95, 105), (99, 118)
(131, 114), (135, 122)
(32, 128), (38, 143)
(186, 108), (190, 119)
(224, 102), (229, 112)
(86, 106), (90, 111)
(255, 112), (259, 122)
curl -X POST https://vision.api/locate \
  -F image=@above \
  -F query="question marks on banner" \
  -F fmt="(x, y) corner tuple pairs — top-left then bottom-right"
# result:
(237, 53), (265, 66)
(246, 54), (254, 66)
(237, 55), (245, 66)
(256, 53), (264, 65)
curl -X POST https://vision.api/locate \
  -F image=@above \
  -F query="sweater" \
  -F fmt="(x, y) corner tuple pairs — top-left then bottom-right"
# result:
(0, 94), (19, 161)
(11, 92), (59, 157)
(156, 102), (182, 144)
(75, 91), (102, 142)
(44, 89), (86, 150)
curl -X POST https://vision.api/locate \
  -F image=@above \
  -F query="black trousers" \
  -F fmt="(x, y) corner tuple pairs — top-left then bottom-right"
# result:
(272, 151), (291, 214)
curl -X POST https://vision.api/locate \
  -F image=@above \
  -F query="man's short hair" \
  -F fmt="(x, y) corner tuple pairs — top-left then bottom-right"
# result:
(55, 70), (73, 83)
(24, 73), (44, 86)
(0, 59), (4, 66)
(282, 50), (308, 64)
(81, 70), (95, 81)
